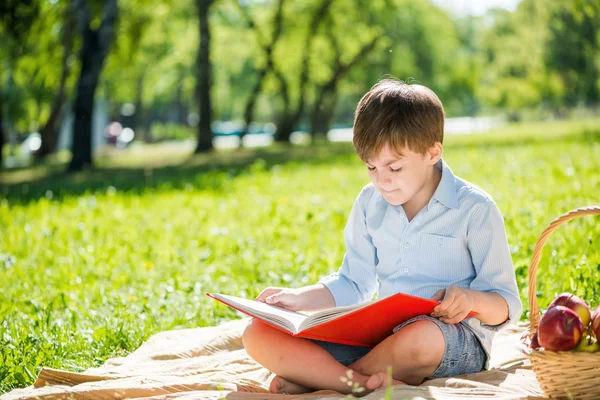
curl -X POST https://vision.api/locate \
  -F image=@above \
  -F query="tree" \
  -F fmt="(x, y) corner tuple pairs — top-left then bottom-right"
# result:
(309, 0), (383, 137)
(100, 0), (197, 143)
(477, 1), (560, 120)
(0, 0), (40, 167)
(36, 1), (76, 159)
(545, 0), (600, 108)
(0, 75), (4, 167)
(273, 0), (334, 142)
(310, 35), (381, 137)
(236, 0), (285, 141)
(194, 0), (215, 153)
(68, 0), (118, 172)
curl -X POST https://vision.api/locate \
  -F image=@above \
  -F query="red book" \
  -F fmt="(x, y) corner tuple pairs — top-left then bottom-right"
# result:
(207, 292), (477, 347)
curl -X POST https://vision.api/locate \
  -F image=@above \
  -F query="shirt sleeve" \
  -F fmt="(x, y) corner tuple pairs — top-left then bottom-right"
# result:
(467, 199), (523, 331)
(318, 186), (379, 307)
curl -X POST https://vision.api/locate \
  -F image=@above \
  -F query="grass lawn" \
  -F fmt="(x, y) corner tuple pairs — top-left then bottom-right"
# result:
(1, 118), (599, 393)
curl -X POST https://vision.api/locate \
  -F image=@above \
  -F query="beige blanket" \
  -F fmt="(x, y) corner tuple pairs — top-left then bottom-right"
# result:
(2, 319), (547, 400)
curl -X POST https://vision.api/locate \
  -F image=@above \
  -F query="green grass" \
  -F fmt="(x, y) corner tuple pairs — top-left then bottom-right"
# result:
(1, 119), (600, 393)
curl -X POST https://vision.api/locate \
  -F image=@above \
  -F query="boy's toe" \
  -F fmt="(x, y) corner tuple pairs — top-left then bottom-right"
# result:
(269, 375), (312, 394)
(365, 372), (386, 391)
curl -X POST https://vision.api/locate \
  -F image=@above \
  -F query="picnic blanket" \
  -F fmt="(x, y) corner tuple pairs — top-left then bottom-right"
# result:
(2, 318), (547, 400)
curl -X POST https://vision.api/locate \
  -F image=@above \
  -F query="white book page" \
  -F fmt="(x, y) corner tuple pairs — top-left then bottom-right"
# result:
(300, 299), (375, 331)
(211, 293), (307, 333)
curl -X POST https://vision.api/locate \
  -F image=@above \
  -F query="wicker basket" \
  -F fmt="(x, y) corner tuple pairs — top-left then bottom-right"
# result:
(520, 206), (600, 400)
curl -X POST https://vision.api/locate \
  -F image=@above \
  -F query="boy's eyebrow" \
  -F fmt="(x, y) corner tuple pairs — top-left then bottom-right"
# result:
(367, 157), (403, 166)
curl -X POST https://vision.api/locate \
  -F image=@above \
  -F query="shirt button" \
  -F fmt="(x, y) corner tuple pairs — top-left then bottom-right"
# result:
(404, 243), (409, 248)
(404, 268), (409, 273)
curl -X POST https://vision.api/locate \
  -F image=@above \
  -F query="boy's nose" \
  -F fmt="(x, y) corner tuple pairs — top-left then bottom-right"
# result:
(376, 172), (392, 186)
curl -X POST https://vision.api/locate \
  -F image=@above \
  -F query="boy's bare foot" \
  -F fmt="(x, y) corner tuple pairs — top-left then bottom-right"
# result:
(268, 372), (405, 396)
(269, 375), (313, 394)
(364, 371), (406, 393)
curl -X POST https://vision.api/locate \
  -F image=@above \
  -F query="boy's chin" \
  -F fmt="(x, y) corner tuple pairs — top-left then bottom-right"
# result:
(386, 199), (404, 206)
(381, 191), (404, 205)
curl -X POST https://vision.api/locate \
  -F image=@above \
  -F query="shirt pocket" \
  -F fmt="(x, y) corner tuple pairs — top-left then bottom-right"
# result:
(420, 233), (460, 249)
(417, 233), (465, 280)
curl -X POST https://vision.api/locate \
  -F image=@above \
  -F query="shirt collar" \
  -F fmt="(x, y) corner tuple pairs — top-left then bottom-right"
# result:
(427, 158), (459, 211)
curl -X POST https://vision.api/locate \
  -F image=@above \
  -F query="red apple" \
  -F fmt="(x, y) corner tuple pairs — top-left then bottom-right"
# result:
(538, 305), (584, 351)
(592, 305), (600, 339)
(531, 331), (541, 350)
(548, 292), (591, 327)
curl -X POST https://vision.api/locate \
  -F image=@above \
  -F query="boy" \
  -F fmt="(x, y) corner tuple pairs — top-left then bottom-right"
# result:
(242, 79), (522, 396)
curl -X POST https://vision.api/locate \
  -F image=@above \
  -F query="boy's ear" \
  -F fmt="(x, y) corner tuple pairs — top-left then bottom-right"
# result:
(427, 142), (443, 165)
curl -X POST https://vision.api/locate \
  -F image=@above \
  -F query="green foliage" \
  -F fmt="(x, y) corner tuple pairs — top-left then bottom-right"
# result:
(545, 0), (600, 106)
(102, 0), (198, 108)
(1, 0), (75, 132)
(477, 3), (556, 115)
(1, 121), (600, 393)
(477, 0), (600, 117)
(150, 123), (195, 141)
(0, 0), (40, 47)
(3, 0), (600, 140)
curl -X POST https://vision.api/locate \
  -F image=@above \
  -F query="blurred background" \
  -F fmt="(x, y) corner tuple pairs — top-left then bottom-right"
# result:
(1, 0), (600, 394)
(0, 0), (598, 172)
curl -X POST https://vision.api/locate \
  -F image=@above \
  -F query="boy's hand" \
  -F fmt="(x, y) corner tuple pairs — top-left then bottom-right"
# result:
(430, 286), (474, 324)
(255, 287), (306, 312)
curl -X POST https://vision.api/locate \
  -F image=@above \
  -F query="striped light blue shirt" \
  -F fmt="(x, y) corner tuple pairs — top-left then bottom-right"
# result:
(318, 158), (523, 369)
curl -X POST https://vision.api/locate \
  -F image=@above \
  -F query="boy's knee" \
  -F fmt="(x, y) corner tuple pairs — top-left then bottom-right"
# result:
(242, 318), (265, 352)
(392, 320), (445, 371)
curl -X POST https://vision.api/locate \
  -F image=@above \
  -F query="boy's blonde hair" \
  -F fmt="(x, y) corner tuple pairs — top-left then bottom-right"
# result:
(353, 78), (445, 162)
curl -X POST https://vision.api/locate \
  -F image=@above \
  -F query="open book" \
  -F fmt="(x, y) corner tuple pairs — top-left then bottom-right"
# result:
(207, 292), (477, 347)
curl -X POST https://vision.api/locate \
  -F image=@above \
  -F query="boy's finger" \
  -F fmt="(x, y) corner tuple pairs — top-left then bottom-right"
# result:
(444, 302), (461, 318)
(265, 294), (279, 304)
(445, 306), (464, 321)
(255, 292), (268, 302)
(266, 295), (296, 311)
(266, 292), (289, 305)
(441, 310), (470, 325)
(435, 290), (455, 312)
(255, 288), (278, 302)
(430, 289), (445, 302)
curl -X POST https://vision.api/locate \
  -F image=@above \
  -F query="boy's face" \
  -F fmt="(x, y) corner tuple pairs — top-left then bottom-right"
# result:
(365, 143), (441, 206)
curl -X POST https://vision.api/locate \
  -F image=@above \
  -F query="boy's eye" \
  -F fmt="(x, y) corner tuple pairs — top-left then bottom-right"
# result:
(367, 166), (402, 172)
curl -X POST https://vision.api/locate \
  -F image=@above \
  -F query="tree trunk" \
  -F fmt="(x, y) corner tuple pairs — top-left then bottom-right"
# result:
(37, 93), (65, 158)
(133, 73), (155, 143)
(310, 35), (380, 138)
(0, 90), (4, 168)
(142, 101), (153, 143)
(238, 0), (285, 140)
(273, 69), (292, 143)
(36, 1), (75, 159)
(311, 86), (338, 138)
(240, 66), (267, 139)
(172, 71), (185, 124)
(273, 0), (333, 143)
(132, 73), (144, 133)
(291, 0), (334, 133)
(311, 79), (335, 138)
(275, 118), (296, 143)
(4, 74), (17, 159)
(194, 0), (214, 154)
(320, 91), (338, 135)
(68, 0), (118, 172)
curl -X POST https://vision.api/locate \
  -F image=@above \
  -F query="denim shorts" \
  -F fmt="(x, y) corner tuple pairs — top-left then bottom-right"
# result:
(309, 315), (487, 380)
